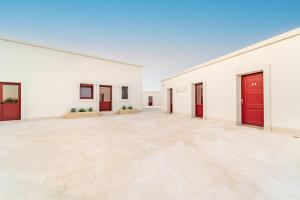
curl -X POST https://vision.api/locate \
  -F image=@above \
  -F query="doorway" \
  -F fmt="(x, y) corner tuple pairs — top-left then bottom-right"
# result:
(99, 85), (112, 111)
(241, 72), (264, 127)
(148, 96), (153, 106)
(195, 83), (203, 118)
(168, 88), (173, 114)
(0, 82), (21, 121)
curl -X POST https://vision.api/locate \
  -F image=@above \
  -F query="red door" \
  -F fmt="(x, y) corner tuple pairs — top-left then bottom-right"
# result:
(242, 72), (264, 127)
(148, 96), (153, 106)
(99, 85), (112, 111)
(195, 83), (203, 117)
(169, 89), (173, 114)
(0, 82), (21, 121)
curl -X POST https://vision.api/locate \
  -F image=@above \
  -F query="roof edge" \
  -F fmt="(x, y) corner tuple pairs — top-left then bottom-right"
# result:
(0, 37), (143, 68)
(162, 27), (300, 82)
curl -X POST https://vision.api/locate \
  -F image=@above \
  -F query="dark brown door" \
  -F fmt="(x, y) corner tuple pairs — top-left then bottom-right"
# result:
(242, 72), (264, 127)
(169, 88), (173, 114)
(195, 83), (203, 117)
(99, 85), (112, 111)
(148, 96), (153, 106)
(0, 82), (21, 121)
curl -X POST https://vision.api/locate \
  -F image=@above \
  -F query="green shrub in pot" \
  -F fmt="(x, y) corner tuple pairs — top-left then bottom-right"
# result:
(78, 108), (86, 112)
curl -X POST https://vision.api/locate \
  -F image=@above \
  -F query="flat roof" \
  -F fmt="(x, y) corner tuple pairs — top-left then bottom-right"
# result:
(162, 27), (300, 82)
(0, 37), (143, 68)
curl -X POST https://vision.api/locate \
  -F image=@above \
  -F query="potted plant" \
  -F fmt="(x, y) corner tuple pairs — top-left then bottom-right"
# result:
(64, 107), (100, 119)
(78, 108), (86, 112)
(119, 105), (137, 114)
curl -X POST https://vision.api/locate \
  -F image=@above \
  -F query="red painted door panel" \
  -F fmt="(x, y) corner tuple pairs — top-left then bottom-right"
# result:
(242, 72), (264, 127)
(2, 104), (20, 120)
(148, 96), (153, 106)
(0, 82), (21, 121)
(0, 84), (2, 121)
(99, 85), (112, 111)
(0, 104), (2, 121)
(100, 102), (111, 111)
(195, 83), (203, 117)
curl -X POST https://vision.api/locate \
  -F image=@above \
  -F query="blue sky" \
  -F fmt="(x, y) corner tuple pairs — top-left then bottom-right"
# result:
(1, 0), (300, 90)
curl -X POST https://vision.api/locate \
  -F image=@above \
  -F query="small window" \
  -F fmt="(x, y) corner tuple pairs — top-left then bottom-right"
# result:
(122, 86), (128, 100)
(80, 84), (94, 99)
(3, 85), (19, 102)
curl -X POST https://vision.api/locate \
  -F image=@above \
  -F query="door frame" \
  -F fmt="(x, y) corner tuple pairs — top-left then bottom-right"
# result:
(99, 85), (112, 111)
(168, 88), (173, 114)
(241, 72), (264, 127)
(148, 96), (153, 106)
(195, 83), (204, 118)
(0, 82), (21, 121)
(236, 65), (271, 130)
(191, 80), (206, 119)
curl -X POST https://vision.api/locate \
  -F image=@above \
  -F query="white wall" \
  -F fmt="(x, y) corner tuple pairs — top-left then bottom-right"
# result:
(143, 91), (161, 106)
(0, 39), (143, 119)
(161, 28), (300, 132)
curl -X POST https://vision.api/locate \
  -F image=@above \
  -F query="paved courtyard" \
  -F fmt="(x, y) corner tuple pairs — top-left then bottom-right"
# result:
(0, 111), (299, 200)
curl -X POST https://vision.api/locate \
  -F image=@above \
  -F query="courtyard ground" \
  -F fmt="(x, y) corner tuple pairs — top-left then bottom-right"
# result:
(0, 111), (299, 200)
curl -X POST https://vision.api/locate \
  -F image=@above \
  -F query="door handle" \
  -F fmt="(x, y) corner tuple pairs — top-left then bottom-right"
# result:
(241, 99), (244, 104)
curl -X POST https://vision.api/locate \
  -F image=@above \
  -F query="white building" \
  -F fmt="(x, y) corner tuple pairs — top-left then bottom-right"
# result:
(0, 38), (143, 120)
(162, 28), (300, 134)
(143, 91), (161, 107)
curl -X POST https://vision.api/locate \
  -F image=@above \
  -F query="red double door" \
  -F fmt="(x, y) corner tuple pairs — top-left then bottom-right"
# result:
(242, 72), (264, 127)
(99, 85), (112, 111)
(195, 83), (203, 118)
(0, 82), (21, 121)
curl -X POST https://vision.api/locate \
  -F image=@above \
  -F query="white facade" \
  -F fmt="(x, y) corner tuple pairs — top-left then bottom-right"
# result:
(143, 91), (161, 106)
(0, 38), (143, 119)
(161, 28), (300, 133)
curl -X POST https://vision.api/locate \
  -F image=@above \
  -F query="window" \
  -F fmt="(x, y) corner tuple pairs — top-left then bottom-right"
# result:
(3, 85), (19, 102)
(122, 86), (128, 100)
(80, 84), (94, 99)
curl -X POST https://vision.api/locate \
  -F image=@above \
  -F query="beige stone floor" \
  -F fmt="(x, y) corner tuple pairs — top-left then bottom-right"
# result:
(0, 112), (299, 200)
